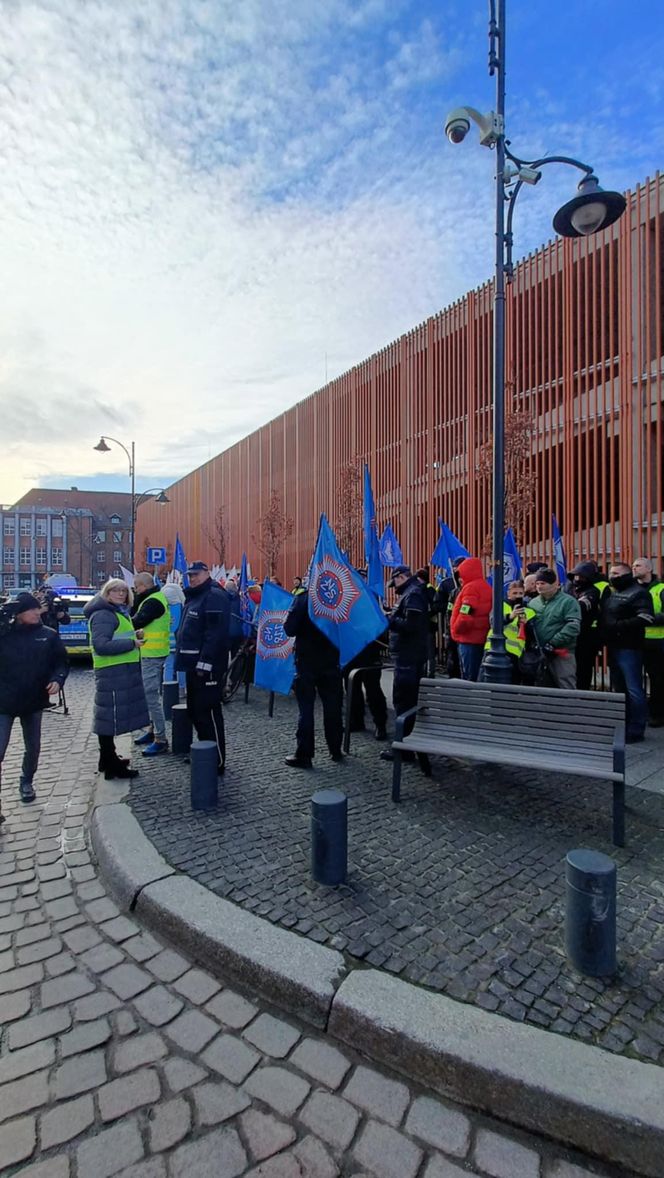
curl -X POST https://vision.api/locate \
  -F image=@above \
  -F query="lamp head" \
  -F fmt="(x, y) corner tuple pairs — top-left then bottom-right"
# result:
(553, 175), (626, 239)
(94, 437), (111, 452)
(156, 491), (170, 504)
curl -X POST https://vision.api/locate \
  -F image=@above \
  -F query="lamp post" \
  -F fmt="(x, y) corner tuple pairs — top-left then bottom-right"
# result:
(94, 436), (135, 569)
(133, 489), (170, 570)
(444, 0), (626, 683)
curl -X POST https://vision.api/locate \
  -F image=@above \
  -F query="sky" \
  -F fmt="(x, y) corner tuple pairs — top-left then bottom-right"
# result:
(1, 0), (662, 504)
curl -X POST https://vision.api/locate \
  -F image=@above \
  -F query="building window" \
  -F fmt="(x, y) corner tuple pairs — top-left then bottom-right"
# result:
(95, 530), (106, 543)
(20, 518), (32, 536)
(35, 549), (47, 567)
(97, 569), (106, 582)
(3, 519), (15, 536)
(52, 548), (63, 566)
(97, 550), (105, 562)
(3, 548), (14, 565)
(110, 514), (121, 525)
(52, 518), (63, 538)
(113, 530), (123, 543)
(3, 574), (14, 588)
(19, 547), (31, 565)
(113, 550), (122, 562)
(36, 519), (47, 536)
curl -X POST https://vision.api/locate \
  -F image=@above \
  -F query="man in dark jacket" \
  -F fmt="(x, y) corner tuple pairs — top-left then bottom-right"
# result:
(566, 560), (609, 689)
(0, 593), (68, 812)
(283, 590), (343, 767)
(380, 565), (430, 760)
(600, 562), (654, 742)
(175, 562), (231, 772)
(433, 557), (464, 678)
(36, 587), (70, 632)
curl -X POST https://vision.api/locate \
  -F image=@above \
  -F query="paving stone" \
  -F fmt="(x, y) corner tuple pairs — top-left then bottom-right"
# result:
(201, 1032), (261, 1083)
(114, 1031), (168, 1073)
(240, 1108), (297, 1160)
(0, 962), (44, 994)
(15, 923), (51, 946)
(116, 1161), (166, 1178)
(206, 987), (258, 1028)
(59, 1017), (112, 1057)
(8, 1005), (71, 1049)
(243, 1012), (301, 1058)
(16, 1158), (70, 1178)
(192, 1079), (251, 1125)
(16, 936), (63, 964)
(102, 962), (153, 999)
(300, 1090), (361, 1151)
(101, 915), (141, 943)
(84, 897), (121, 923)
(113, 1009), (139, 1036)
(548, 1164), (599, 1178)
(40, 877), (73, 900)
(473, 1129), (541, 1178)
(61, 925), (103, 953)
(292, 1134), (340, 1178)
(163, 1056), (208, 1093)
(40, 1093), (95, 1148)
(0, 1114), (37, 1168)
(45, 950), (77, 976)
(353, 1120), (423, 1178)
(0, 1070), (49, 1124)
(423, 1158), (479, 1178)
(244, 1158), (302, 1178)
(123, 932), (163, 962)
(148, 1095), (191, 1151)
(343, 1064), (410, 1127)
(289, 1039), (351, 1090)
(41, 970), (95, 1008)
(45, 896), (79, 920)
(169, 1126), (247, 1178)
(37, 860), (66, 881)
(0, 947), (16, 971)
(405, 1096), (471, 1157)
(244, 1065), (311, 1116)
(0, 989), (32, 1021)
(79, 941), (125, 973)
(164, 1007), (219, 1052)
(74, 991), (122, 1020)
(146, 947), (190, 982)
(76, 1117), (144, 1177)
(133, 984), (184, 1027)
(171, 966), (220, 1004)
(0, 1039), (55, 1084)
(99, 1066), (161, 1121)
(75, 879), (106, 900)
(53, 1049), (107, 1098)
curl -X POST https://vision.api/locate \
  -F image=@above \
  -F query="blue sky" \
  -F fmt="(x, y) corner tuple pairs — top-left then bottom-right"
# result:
(1, 0), (662, 503)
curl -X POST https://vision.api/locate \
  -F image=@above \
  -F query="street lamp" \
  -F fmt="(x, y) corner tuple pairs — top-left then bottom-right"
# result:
(445, 0), (626, 683)
(94, 436), (135, 569)
(133, 489), (170, 569)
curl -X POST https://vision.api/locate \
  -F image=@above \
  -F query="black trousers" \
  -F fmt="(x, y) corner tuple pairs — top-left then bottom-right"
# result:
(575, 635), (600, 691)
(294, 668), (343, 760)
(393, 663), (425, 738)
(644, 640), (664, 721)
(98, 734), (121, 772)
(186, 672), (226, 769)
(343, 666), (388, 730)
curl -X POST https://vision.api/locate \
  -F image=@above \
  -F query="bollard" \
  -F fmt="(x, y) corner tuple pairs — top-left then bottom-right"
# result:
(162, 681), (179, 721)
(171, 703), (192, 756)
(565, 848), (617, 977)
(190, 740), (218, 810)
(311, 789), (347, 886)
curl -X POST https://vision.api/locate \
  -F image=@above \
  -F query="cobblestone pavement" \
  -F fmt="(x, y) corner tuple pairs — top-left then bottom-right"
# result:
(129, 674), (664, 1069)
(0, 668), (638, 1178)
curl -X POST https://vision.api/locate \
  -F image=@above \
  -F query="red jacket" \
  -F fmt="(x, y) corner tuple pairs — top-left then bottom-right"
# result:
(450, 557), (492, 645)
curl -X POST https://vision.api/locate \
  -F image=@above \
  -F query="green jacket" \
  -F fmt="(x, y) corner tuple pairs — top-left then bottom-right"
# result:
(529, 589), (581, 649)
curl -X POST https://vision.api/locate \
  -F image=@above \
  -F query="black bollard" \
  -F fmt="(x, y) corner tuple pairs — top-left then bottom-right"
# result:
(565, 848), (617, 977)
(311, 789), (347, 886)
(171, 703), (192, 756)
(190, 740), (218, 810)
(162, 681), (179, 721)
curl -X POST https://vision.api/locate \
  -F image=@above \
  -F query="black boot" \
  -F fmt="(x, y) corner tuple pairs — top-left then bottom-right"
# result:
(104, 762), (139, 781)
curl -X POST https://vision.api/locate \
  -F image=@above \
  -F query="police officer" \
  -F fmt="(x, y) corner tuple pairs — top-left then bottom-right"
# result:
(566, 560), (609, 690)
(632, 557), (664, 726)
(283, 590), (343, 767)
(175, 562), (231, 772)
(380, 565), (429, 761)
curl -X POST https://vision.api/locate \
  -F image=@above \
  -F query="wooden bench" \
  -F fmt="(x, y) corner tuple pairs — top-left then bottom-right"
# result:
(391, 678), (627, 846)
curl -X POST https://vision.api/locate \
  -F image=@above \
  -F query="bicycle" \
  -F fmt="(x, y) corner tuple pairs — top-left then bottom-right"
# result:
(222, 636), (256, 703)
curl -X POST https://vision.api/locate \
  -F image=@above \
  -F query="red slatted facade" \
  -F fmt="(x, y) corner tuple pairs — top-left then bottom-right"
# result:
(139, 175), (664, 579)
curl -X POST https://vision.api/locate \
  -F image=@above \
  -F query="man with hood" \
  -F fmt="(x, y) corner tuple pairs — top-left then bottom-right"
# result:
(175, 562), (231, 773)
(566, 560), (610, 689)
(0, 592), (68, 814)
(380, 565), (429, 761)
(600, 562), (654, 742)
(450, 557), (492, 681)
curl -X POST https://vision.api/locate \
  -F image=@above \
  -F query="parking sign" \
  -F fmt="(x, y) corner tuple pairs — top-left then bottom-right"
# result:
(147, 546), (166, 564)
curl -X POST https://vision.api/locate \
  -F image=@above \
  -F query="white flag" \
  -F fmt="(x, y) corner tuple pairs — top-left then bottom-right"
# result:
(119, 565), (135, 588)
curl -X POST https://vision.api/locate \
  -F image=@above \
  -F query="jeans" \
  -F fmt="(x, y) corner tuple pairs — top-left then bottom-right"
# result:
(609, 648), (648, 738)
(0, 711), (43, 791)
(163, 652), (185, 693)
(141, 657), (167, 741)
(458, 643), (484, 682)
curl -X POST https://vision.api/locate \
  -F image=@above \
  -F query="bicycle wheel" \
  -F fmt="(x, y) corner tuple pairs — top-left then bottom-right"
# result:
(223, 651), (248, 702)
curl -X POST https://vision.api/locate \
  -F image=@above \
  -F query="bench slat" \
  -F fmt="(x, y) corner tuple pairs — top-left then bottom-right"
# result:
(393, 739), (621, 780)
(417, 693), (624, 720)
(414, 713), (617, 740)
(407, 730), (614, 759)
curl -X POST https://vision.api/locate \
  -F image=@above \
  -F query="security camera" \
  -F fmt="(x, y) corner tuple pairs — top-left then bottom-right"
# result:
(518, 166), (542, 186)
(445, 109), (471, 145)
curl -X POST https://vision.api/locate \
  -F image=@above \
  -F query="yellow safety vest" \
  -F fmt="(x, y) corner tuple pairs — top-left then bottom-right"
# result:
(591, 581), (610, 628)
(91, 610), (140, 670)
(484, 602), (536, 658)
(139, 590), (171, 658)
(646, 582), (664, 640)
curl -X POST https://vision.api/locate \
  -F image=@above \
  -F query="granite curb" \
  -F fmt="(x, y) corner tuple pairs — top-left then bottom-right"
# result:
(89, 794), (664, 1178)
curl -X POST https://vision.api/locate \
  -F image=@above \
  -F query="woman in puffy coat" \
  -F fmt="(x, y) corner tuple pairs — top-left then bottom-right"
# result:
(84, 579), (149, 779)
(450, 556), (492, 682)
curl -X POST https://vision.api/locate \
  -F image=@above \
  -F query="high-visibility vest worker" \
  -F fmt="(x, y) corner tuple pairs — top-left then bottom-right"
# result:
(645, 582), (664, 639)
(591, 580), (610, 628)
(484, 601), (536, 659)
(91, 611), (141, 669)
(139, 589), (171, 658)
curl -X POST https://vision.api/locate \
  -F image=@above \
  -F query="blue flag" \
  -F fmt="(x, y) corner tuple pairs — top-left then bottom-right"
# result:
(379, 523), (403, 567)
(254, 582), (296, 696)
(503, 528), (522, 583)
(308, 514), (387, 667)
(173, 533), (188, 588)
(238, 553), (253, 637)
(552, 514), (568, 584)
(431, 521), (469, 574)
(363, 464), (383, 597)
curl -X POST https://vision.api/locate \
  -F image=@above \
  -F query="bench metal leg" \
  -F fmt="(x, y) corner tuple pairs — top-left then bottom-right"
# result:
(392, 751), (402, 803)
(612, 780), (625, 847)
(417, 752), (432, 777)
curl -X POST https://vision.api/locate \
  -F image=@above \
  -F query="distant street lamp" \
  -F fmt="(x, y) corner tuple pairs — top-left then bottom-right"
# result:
(444, 0), (626, 683)
(133, 488), (171, 568)
(94, 436), (136, 568)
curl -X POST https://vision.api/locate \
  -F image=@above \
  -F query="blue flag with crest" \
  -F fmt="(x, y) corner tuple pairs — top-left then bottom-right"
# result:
(552, 514), (568, 585)
(379, 523), (403, 567)
(363, 464), (383, 597)
(430, 521), (470, 574)
(238, 553), (254, 637)
(308, 514), (387, 667)
(173, 533), (189, 588)
(503, 528), (522, 583)
(254, 582), (296, 695)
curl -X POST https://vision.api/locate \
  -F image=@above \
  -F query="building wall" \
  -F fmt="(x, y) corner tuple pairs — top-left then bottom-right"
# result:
(138, 173), (664, 580)
(10, 490), (133, 588)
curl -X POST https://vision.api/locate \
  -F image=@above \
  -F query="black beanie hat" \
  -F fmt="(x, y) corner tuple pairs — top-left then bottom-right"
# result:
(534, 569), (557, 585)
(14, 593), (41, 613)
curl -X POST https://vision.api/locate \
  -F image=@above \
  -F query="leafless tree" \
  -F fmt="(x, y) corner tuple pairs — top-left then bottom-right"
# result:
(203, 506), (227, 567)
(252, 490), (294, 579)
(334, 458), (364, 565)
(476, 404), (537, 551)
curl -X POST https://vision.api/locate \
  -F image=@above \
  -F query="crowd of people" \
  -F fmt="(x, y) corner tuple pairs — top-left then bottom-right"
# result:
(0, 550), (661, 815)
